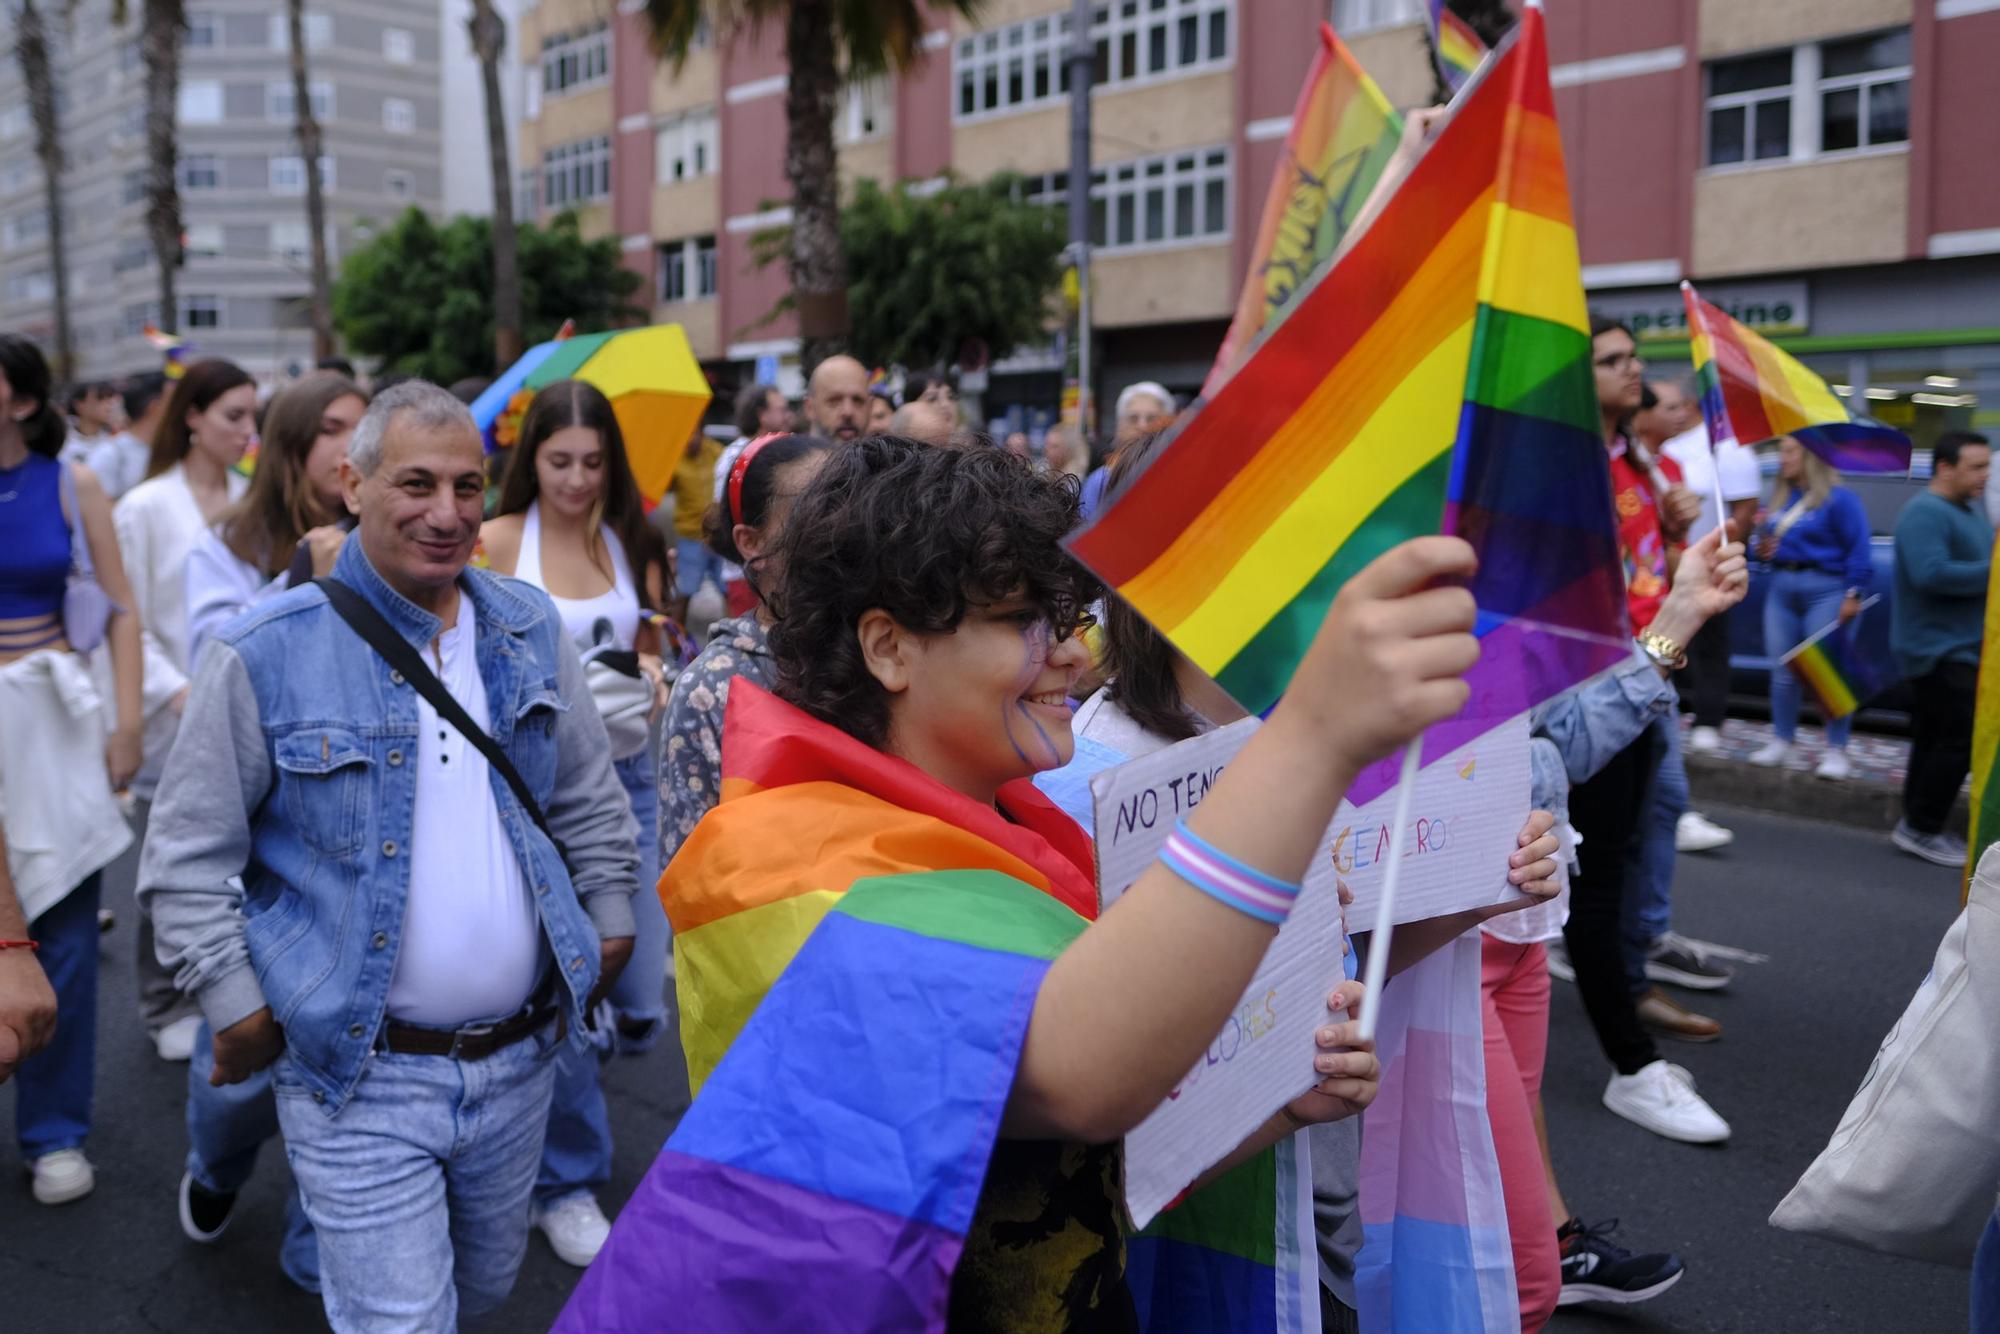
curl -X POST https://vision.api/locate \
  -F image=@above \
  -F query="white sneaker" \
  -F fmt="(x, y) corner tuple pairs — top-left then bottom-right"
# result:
(153, 1014), (201, 1063)
(1687, 725), (1722, 754)
(1674, 811), (1734, 854)
(535, 1193), (612, 1267)
(1602, 1060), (1731, 1144)
(1815, 749), (1854, 781)
(29, 1149), (95, 1205)
(1746, 739), (1793, 767)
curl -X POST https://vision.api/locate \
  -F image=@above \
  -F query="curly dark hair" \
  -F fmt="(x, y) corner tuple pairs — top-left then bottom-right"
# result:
(767, 434), (1102, 748)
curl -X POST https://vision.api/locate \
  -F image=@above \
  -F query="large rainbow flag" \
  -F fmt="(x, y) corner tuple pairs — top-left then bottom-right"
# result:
(1965, 548), (2000, 900)
(1683, 280), (1912, 473)
(559, 683), (1316, 1332)
(1203, 24), (1403, 398)
(1427, 1), (1489, 93)
(1070, 4), (1629, 806)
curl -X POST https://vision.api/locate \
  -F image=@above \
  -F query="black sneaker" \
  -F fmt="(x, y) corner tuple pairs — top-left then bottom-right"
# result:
(179, 1170), (237, 1243)
(1556, 1217), (1685, 1307)
(1644, 932), (1734, 991)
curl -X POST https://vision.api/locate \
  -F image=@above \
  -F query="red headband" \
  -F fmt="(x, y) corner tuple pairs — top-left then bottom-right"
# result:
(727, 433), (783, 528)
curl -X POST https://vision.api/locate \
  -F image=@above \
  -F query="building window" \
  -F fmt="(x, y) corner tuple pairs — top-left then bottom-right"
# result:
(120, 301), (159, 337)
(954, 0), (1232, 122)
(542, 22), (610, 96)
(657, 234), (718, 303)
(266, 80), (334, 123)
(184, 223), (223, 260)
(1818, 28), (1910, 153)
(269, 154), (335, 195)
(113, 237), (151, 272)
(654, 106), (718, 182)
(186, 11), (219, 48)
(382, 97), (416, 134)
(271, 220), (309, 263)
(0, 104), (25, 141)
(516, 167), (539, 222)
(4, 271), (53, 303)
(1020, 144), (1231, 252)
(122, 170), (146, 205)
(179, 294), (223, 329)
(383, 27), (414, 63)
(1329, 0), (1425, 35)
(840, 78), (892, 144)
(541, 135), (611, 209)
(179, 153), (221, 191)
(1705, 28), (1911, 168)
(385, 168), (414, 200)
(178, 79), (224, 125)
(270, 13), (332, 51)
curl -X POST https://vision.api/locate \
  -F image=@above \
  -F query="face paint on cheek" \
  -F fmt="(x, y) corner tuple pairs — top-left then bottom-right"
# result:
(1001, 619), (1063, 772)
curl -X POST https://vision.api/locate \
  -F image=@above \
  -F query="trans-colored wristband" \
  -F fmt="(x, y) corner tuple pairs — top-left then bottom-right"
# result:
(1159, 821), (1301, 926)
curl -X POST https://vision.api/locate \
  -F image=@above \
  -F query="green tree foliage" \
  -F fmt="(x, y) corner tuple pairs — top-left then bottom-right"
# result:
(753, 173), (1066, 372)
(332, 209), (643, 383)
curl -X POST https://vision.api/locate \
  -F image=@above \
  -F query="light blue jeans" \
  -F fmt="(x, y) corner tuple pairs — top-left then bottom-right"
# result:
(1625, 712), (1685, 995)
(187, 1023), (319, 1290)
(273, 1024), (562, 1332)
(534, 746), (666, 1212)
(1765, 566), (1854, 749)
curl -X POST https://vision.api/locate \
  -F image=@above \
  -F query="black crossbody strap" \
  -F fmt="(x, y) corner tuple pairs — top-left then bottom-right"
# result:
(315, 577), (568, 864)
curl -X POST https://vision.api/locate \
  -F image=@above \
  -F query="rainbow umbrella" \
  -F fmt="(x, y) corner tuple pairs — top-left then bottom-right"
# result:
(473, 324), (712, 502)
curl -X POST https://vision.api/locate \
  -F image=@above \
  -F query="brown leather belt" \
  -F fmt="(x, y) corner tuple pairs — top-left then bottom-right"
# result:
(379, 1000), (564, 1061)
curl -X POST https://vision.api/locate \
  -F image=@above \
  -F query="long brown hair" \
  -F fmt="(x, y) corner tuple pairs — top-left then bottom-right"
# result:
(146, 358), (254, 480)
(492, 379), (665, 609)
(1099, 429), (1204, 742)
(217, 373), (366, 577)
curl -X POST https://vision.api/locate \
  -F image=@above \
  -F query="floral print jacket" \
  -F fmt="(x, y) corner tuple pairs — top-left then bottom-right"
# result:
(659, 614), (776, 864)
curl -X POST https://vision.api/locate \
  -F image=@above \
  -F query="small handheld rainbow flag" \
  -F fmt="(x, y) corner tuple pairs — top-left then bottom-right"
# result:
(1203, 24), (1403, 397)
(1780, 596), (1888, 722)
(1427, 0), (1489, 93)
(1683, 280), (1912, 473)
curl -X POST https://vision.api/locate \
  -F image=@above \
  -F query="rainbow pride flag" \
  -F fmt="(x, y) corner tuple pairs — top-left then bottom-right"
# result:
(1780, 600), (1888, 723)
(1428, 1), (1489, 93)
(1071, 5), (1629, 806)
(1204, 24), (1403, 398)
(1964, 551), (2000, 899)
(1683, 280), (1912, 472)
(560, 683), (1311, 1332)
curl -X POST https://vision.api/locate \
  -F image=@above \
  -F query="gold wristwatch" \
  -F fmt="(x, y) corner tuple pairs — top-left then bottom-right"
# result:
(1638, 629), (1687, 671)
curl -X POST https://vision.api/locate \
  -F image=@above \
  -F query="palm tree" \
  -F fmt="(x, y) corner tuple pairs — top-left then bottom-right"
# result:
(286, 0), (334, 359)
(111, 0), (185, 332)
(468, 0), (522, 368)
(11, 0), (73, 380)
(639, 0), (984, 372)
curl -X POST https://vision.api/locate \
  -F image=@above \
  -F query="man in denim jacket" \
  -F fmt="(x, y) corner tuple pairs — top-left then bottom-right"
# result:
(140, 382), (638, 1331)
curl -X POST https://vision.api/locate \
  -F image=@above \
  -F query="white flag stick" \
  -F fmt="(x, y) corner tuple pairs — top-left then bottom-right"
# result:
(1355, 740), (1425, 1043)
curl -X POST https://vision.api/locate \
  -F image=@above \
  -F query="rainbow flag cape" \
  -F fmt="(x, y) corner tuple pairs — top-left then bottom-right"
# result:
(1071, 5), (1629, 806)
(1682, 280), (1912, 473)
(1428, 1), (1489, 94)
(1203, 24), (1404, 398)
(559, 684), (1312, 1332)
(1779, 598), (1888, 723)
(1965, 550), (2000, 900)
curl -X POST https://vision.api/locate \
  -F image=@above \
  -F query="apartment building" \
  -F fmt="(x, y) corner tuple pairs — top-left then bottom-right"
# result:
(519, 0), (2000, 440)
(0, 0), (451, 381)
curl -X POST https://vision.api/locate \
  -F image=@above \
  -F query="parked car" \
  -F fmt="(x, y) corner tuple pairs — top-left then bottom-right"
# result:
(1724, 459), (1928, 730)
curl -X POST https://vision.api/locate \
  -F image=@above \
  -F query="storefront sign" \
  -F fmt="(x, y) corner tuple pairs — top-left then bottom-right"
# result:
(1594, 281), (1810, 341)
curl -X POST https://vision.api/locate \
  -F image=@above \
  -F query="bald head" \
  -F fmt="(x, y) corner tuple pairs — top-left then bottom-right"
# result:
(807, 355), (870, 443)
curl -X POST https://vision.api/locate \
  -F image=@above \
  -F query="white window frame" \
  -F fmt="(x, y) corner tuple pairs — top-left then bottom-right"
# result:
(177, 79), (224, 126)
(5, 271), (54, 303)
(541, 135), (612, 209)
(654, 106), (718, 182)
(382, 97), (416, 134)
(1814, 31), (1911, 156)
(266, 80), (334, 124)
(840, 77), (892, 144)
(270, 219), (310, 263)
(184, 222), (224, 260)
(179, 153), (221, 191)
(1703, 28), (1912, 172)
(120, 302), (160, 337)
(269, 13), (332, 51)
(954, 0), (1233, 124)
(0, 104), (25, 141)
(185, 11), (219, 48)
(383, 27), (415, 64)
(178, 294), (224, 329)
(656, 234), (719, 303)
(542, 22), (611, 97)
(269, 154), (335, 195)
(384, 168), (414, 200)
(1330, 0), (1425, 36)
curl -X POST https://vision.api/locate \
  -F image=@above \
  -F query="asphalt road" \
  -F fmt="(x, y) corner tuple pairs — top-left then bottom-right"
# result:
(0, 807), (1973, 1332)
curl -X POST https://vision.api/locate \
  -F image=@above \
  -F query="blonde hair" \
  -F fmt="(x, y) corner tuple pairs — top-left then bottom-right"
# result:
(1771, 436), (1839, 512)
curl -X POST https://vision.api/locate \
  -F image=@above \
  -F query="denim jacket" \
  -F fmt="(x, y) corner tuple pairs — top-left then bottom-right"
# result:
(1528, 643), (1675, 823)
(139, 538), (638, 1114)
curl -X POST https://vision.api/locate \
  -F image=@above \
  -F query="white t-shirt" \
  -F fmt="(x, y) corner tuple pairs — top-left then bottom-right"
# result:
(385, 611), (546, 1026)
(1662, 425), (1762, 543)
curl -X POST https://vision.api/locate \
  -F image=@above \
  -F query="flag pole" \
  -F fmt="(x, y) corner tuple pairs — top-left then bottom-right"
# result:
(1355, 740), (1424, 1043)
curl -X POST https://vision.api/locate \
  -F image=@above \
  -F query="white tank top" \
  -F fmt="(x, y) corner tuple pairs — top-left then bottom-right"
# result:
(518, 500), (640, 653)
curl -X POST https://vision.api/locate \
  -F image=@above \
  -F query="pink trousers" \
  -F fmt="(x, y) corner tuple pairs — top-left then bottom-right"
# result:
(1481, 934), (1561, 1332)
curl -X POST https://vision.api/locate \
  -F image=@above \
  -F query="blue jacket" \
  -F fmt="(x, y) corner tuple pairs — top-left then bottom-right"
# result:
(1767, 485), (1873, 589)
(1892, 489), (1993, 678)
(139, 537), (638, 1114)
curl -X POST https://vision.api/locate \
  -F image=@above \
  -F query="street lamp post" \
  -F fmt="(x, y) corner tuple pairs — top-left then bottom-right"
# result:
(1066, 0), (1094, 442)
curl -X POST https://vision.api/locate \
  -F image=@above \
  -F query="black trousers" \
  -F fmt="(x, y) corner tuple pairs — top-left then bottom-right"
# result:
(1561, 727), (1663, 1077)
(1677, 614), (1732, 729)
(1904, 659), (1978, 835)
